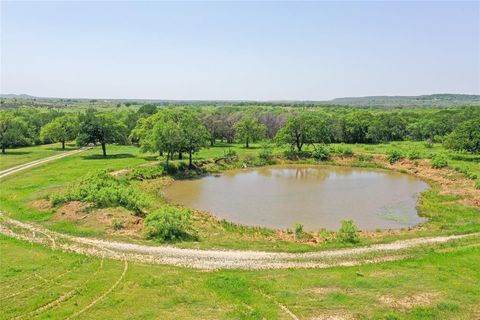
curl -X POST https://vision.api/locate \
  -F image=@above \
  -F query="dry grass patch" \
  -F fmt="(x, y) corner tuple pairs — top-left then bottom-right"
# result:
(378, 292), (440, 310)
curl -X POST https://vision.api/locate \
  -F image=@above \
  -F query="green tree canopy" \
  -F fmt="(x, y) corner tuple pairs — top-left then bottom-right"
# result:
(0, 112), (32, 153)
(40, 114), (79, 149)
(233, 116), (266, 148)
(179, 112), (209, 167)
(275, 112), (331, 152)
(444, 118), (480, 153)
(76, 110), (128, 156)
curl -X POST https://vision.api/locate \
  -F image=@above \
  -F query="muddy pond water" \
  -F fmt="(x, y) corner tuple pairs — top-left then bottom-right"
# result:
(164, 165), (429, 231)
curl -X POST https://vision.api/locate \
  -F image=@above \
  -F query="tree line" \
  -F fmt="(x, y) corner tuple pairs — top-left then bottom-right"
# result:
(1, 105), (479, 157)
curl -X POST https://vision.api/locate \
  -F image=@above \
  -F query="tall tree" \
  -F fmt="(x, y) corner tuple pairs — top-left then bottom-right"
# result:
(76, 110), (127, 156)
(152, 119), (184, 166)
(0, 112), (31, 154)
(234, 116), (266, 148)
(180, 112), (209, 167)
(40, 114), (79, 149)
(275, 112), (331, 152)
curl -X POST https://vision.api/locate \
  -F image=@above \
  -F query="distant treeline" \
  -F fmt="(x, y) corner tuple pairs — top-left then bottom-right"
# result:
(1, 105), (479, 155)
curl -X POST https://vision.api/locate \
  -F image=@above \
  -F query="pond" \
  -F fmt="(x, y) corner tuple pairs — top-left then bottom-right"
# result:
(164, 165), (429, 231)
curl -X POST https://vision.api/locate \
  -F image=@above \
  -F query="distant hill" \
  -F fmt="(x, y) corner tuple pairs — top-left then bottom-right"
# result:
(0, 94), (39, 99)
(1, 93), (479, 108)
(328, 94), (480, 107)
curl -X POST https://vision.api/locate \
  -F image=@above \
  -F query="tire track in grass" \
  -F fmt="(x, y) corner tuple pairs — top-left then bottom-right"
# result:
(0, 275), (35, 290)
(66, 253), (128, 320)
(256, 289), (299, 320)
(0, 257), (90, 301)
(10, 254), (106, 320)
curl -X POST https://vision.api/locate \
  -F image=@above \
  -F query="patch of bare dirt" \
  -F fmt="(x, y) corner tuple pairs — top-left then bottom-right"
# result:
(54, 202), (143, 236)
(382, 157), (480, 208)
(55, 201), (91, 220)
(30, 199), (52, 212)
(93, 208), (143, 236)
(310, 311), (354, 320)
(109, 168), (131, 177)
(378, 292), (440, 310)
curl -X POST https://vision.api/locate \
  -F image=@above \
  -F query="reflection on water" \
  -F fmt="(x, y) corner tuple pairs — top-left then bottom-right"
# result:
(164, 165), (429, 231)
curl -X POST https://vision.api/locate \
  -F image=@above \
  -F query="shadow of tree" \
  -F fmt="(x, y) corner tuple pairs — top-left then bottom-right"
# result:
(81, 153), (136, 160)
(0, 151), (32, 155)
(141, 156), (159, 161)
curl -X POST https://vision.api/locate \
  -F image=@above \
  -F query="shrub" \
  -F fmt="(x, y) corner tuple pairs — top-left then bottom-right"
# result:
(50, 170), (147, 215)
(258, 144), (275, 164)
(293, 223), (304, 238)
(312, 145), (331, 161)
(337, 220), (360, 244)
(127, 166), (164, 180)
(431, 155), (448, 169)
(144, 206), (193, 242)
(408, 150), (421, 160)
(387, 150), (404, 164)
(224, 149), (238, 163)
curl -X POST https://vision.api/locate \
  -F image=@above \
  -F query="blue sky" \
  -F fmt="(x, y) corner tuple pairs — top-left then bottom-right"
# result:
(1, 1), (479, 100)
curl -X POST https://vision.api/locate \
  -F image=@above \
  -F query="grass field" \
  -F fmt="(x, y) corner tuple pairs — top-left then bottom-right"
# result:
(1, 234), (479, 319)
(0, 143), (77, 171)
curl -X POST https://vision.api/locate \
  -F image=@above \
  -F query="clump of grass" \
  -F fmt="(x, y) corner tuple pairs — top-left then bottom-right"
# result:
(452, 166), (477, 180)
(144, 206), (195, 242)
(50, 170), (147, 215)
(408, 149), (421, 160)
(357, 154), (373, 162)
(318, 228), (335, 242)
(337, 220), (360, 244)
(111, 218), (124, 230)
(333, 145), (354, 157)
(475, 180), (480, 190)
(283, 150), (311, 160)
(387, 149), (404, 164)
(431, 155), (448, 169)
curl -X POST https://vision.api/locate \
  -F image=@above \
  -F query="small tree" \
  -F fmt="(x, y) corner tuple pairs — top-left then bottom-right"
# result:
(234, 116), (266, 148)
(0, 112), (31, 154)
(144, 206), (193, 242)
(180, 112), (209, 168)
(76, 110), (127, 156)
(337, 220), (360, 244)
(40, 114), (79, 149)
